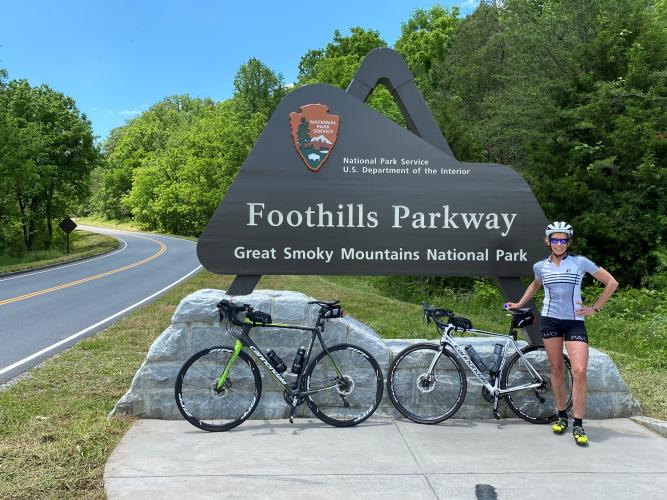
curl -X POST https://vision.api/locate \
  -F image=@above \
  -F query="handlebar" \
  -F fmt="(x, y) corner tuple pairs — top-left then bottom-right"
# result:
(217, 299), (249, 326)
(217, 298), (345, 327)
(421, 302), (534, 332)
(421, 302), (473, 331)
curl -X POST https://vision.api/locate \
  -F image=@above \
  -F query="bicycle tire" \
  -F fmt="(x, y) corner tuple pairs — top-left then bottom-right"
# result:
(304, 343), (383, 427)
(175, 346), (262, 432)
(387, 343), (467, 424)
(501, 344), (573, 424)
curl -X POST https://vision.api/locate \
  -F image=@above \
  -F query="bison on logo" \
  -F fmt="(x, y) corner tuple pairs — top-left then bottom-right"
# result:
(289, 104), (340, 172)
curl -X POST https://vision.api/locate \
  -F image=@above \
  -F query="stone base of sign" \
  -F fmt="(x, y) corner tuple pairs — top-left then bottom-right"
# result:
(630, 416), (667, 438)
(111, 289), (641, 421)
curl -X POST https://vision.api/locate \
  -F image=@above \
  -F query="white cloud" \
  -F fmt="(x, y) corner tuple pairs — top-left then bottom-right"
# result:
(119, 109), (141, 116)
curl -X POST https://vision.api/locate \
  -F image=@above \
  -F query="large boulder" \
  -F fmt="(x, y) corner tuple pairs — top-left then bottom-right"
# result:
(111, 289), (641, 420)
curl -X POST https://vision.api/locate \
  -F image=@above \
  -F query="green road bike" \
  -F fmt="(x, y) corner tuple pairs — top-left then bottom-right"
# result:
(175, 299), (384, 431)
(387, 303), (573, 424)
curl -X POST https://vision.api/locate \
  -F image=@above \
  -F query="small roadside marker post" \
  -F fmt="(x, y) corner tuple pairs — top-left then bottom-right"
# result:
(59, 217), (77, 254)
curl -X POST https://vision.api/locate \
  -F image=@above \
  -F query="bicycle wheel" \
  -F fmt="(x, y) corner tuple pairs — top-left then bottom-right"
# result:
(387, 343), (467, 424)
(304, 343), (383, 427)
(175, 346), (262, 432)
(501, 344), (573, 424)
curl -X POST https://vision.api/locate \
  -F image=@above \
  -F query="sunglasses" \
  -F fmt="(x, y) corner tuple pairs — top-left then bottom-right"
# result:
(549, 238), (569, 244)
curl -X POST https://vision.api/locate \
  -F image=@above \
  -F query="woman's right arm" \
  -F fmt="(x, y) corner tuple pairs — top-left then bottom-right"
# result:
(504, 279), (541, 309)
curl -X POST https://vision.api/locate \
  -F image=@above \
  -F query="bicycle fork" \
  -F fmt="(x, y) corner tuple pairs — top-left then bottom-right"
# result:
(215, 340), (243, 391)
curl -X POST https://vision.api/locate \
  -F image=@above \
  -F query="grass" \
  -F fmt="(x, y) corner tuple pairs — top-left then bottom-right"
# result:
(75, 216), (197, 241)
(0, 269), (665, 497)
(74, 216), (143, 233)
(0, 231), (119, 276)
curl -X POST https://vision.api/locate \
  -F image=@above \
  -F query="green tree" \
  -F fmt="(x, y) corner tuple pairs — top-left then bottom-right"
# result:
(298, 27), (388, 85)
(394, 4), (460, 89)
(124, 100), (266, 234)
(394, 4), (465, 154)
(93, 95), (214, 219)
(233, 57), (286, 117)
(297, 117), (310, 149)
(523, 0), (667, 285)
(296, 28), (405, 123)
(429, 0), (667, 284)
(0, 79), (98, 252)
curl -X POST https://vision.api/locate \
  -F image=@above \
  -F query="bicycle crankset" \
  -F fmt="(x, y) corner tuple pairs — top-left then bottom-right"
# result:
(283, 382), (306, 406)
(482, 377), (500, 403)
(482, 385), (495, 403)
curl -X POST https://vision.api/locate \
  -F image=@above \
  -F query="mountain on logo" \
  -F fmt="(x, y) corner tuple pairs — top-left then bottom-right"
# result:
(311, 134), (333, 145)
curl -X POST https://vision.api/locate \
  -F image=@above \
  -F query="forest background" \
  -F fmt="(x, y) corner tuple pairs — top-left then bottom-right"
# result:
(1, 0), (666, 366)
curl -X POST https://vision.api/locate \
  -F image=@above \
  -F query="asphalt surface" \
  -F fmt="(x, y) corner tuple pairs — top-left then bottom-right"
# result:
(105, 417), (667, 499)
(0, 225), (202, 383)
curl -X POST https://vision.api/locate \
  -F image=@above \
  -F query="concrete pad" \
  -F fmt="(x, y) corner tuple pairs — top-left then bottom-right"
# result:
(105, 418), (420, 478)
(395, 417), (667, 474)
(106, 475), (437, 500)
(427, 473), (667, 500)
(105, 418), (667, 499)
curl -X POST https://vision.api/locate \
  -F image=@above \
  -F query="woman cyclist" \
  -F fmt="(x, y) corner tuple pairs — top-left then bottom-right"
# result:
(504, 221), (618, 446)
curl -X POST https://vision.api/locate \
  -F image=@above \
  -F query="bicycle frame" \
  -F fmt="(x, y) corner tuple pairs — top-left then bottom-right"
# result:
(216, 319), (345, 403)
(434, 323), (547, 398)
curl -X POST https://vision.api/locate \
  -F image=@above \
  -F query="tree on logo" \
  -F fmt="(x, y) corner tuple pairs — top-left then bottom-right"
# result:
(297, 117), (311, 152)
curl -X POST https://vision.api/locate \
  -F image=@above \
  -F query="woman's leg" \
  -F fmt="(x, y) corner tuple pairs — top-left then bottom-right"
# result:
(543, 337), (567, 411)
(565, 340), (589, 419)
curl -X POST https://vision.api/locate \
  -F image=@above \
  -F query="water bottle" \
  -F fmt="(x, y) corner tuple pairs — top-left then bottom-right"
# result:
(464, 345), (488, 372)
(266, 349), (287, 373)
(291, 347), (306, 374)
(489, 343), (504, 374)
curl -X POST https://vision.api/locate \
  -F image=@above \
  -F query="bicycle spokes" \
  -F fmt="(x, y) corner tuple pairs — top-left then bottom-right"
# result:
(305, 345), (383, 426)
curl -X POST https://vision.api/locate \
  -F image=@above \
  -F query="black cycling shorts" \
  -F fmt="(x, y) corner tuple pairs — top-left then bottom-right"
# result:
(540, 317), (589, 343)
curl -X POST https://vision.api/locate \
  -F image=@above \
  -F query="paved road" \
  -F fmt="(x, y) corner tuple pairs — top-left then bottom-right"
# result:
(0, 225), (202, 383)
(105, 417), (667, 499)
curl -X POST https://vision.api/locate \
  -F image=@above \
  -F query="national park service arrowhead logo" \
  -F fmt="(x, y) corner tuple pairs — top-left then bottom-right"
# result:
(289, 104), (339, 172)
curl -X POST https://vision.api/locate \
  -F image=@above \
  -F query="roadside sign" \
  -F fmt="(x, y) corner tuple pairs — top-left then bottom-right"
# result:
(59, 217), (77, 234)
(59, 217), (77, 254)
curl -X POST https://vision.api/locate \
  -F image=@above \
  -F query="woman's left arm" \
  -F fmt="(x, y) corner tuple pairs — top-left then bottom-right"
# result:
(577, 268), (619, 316)
(591, 268), (620, 314)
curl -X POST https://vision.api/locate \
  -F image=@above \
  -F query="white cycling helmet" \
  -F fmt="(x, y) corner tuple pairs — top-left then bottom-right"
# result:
(545, 221), (573, 238)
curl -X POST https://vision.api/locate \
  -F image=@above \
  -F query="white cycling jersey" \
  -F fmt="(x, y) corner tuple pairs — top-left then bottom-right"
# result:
(533, 253), (599, 320)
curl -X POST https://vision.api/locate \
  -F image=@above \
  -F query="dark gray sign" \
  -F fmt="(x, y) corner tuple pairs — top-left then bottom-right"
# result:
(59, 217), (77, 234)
(198, 83), (547, 277)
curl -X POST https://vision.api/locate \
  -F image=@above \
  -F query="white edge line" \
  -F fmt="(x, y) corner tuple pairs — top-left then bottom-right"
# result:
(0, 237), (129, 282)
(0, 265), (203, 376)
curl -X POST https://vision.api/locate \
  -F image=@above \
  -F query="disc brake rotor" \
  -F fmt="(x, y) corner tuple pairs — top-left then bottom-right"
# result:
(337, 375), (354, 396)
(416, 373), (436, 393)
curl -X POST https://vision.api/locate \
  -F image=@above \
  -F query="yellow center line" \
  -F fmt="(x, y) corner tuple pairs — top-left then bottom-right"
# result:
(0, 238), (167, 307)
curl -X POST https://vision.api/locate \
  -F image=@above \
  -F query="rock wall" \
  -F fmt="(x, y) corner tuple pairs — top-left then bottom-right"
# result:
(111, 289), (641, 420)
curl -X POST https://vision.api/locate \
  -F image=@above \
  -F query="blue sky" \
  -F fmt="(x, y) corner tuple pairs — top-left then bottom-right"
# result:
(2, 1), (479, 140)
